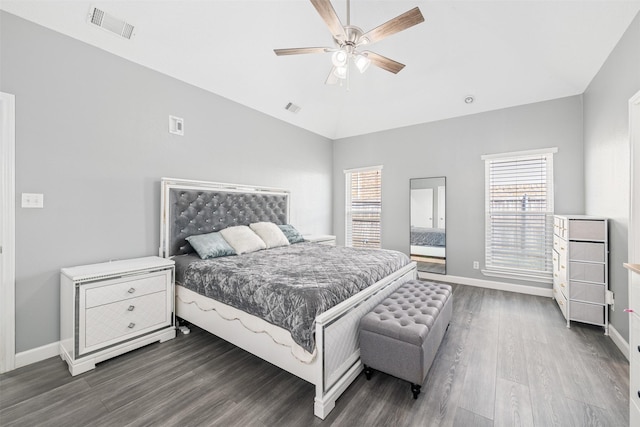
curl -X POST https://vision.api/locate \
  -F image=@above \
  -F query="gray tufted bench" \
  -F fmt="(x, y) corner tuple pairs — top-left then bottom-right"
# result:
(358, 280), (453, 399)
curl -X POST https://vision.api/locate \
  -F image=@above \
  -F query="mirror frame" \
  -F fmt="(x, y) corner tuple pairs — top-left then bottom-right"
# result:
(410, 177), (446, 274)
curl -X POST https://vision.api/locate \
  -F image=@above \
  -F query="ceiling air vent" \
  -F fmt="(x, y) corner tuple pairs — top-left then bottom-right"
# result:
(88, 7), (135, 39)
(285, 102), (301, 114)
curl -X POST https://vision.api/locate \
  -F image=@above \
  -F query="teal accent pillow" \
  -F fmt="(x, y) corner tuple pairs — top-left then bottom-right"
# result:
(278, 224), (305, 244)
(186, 232), (236, 259)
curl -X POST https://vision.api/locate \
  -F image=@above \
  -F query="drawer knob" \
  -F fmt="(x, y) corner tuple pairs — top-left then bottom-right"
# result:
(128, 305), (135, 311)
(128, 322), (135, 329)
(128, 288), (136, 294)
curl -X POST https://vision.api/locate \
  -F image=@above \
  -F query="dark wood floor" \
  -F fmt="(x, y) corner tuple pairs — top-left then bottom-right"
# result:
(0, 284), (630, 426)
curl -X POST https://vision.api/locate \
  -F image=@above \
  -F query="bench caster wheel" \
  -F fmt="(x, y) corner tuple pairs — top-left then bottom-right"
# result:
(363, 365), (373, 380)
(411, 383), (421, 399)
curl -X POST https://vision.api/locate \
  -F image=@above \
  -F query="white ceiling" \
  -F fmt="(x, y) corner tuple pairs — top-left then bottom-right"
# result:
(2, 1), (639, 139)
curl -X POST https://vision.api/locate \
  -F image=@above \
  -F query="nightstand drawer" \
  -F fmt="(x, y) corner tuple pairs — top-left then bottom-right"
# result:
(85, 271), (170, 308)
(83, 291), (169, 352)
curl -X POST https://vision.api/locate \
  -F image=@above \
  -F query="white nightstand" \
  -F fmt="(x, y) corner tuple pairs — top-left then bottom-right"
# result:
(304, 234), (336, 246)
(60, 256), (176, 376)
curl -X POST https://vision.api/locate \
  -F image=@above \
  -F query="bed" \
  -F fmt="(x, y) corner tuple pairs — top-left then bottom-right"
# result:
(410, 226), (446, 258)
(159, 178), (417, 419)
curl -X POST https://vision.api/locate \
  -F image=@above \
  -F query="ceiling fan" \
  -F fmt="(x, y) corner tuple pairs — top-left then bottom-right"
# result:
(274, 0), (425, 85)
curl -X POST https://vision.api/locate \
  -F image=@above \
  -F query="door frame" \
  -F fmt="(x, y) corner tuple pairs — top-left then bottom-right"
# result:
(629, 90), (640, 272)
(1, 92), (16, 373)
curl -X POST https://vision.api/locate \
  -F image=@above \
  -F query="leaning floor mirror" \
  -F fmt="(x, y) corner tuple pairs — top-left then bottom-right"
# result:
(410, 177), (446, 274)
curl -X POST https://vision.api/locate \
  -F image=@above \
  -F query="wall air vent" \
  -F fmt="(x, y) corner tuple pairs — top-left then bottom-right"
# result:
(88, 7), (135, 39)
(285, 102), (301, 114)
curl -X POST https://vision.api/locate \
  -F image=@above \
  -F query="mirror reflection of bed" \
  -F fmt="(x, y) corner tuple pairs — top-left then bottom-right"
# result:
(410, 177), (446, 274)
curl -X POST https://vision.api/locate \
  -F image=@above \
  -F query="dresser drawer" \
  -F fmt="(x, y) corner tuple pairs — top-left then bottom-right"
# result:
(569, 262), (604, 283)
(631, 350), (640, 420)
(555, 288), (568, 320)
(631, 313), (640, 366)
(631, 276), (640, 314)
(82, 291), (169, 353)
(554, 217), (567, 239)
(569, 241), (605, 263)
(568, 220), (607, 241)
(632, 399), (640, 427)
(84, 270), (170, 308)
(570, 281), (605, 304)
(569, 300), (604, 325)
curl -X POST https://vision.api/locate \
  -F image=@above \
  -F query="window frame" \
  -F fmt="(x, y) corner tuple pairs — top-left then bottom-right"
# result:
(481, 148), (557, 283)
(344, 165), (383, 248)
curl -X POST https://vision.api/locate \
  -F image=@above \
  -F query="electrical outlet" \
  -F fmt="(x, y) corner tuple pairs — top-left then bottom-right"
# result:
(606, 290), (614, 310)
(473, 261), (479, 269)
(21, 193), (44, 208)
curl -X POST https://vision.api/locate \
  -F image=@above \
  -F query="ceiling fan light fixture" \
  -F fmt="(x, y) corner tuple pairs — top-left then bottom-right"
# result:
(334, 65), (348, 79)
(354, 53), (371, 73)
(332, 50), (348, 67)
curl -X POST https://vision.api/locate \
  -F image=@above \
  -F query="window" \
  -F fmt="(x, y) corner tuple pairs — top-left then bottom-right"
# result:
(345, 166), (382, 248)
(482, 148), (557, 282)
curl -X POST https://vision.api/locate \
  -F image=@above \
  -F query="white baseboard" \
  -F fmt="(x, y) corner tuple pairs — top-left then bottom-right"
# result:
(418, 272), (553, 298)
(15, 341), (60, 369)
(608, 324), (629, 360)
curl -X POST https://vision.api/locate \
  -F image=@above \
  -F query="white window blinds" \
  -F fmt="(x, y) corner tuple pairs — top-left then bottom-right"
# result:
(345, 166), (382, 248)
(482, 149), (556, 282)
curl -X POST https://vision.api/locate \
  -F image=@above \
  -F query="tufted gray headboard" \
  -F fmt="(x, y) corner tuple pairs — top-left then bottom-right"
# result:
(160, 178), (290, 257)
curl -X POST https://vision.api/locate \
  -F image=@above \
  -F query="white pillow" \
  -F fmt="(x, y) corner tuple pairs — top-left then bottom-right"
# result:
(220, 225), (266, 255)
(249, 222), (290, 249)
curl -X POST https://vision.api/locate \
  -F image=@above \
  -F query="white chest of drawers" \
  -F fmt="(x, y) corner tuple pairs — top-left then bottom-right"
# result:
(59, 256), (176, 376)
(553, 215), (609, 334)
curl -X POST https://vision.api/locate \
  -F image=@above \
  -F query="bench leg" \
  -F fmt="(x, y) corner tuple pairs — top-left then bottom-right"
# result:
(411, 383), (421, 399)
(363, 365), (373, 380)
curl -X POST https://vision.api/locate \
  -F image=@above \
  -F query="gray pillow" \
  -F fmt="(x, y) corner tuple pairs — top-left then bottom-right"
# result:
(278, 224), (305, 244)
(186, 232), (236, 259)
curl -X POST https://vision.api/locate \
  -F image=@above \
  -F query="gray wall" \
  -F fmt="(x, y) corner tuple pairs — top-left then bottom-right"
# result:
(1, 12), (333, 353)
(333, 96), (585, 288)
(583, 12), (640, 342)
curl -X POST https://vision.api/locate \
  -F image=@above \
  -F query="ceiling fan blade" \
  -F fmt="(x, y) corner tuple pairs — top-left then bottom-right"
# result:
(310, 0), (347, 41)
(274, 47), (329, 56)
(360, 7), (424, 45)
(364, 51), (405, 74)
(325, 67), (339, 85)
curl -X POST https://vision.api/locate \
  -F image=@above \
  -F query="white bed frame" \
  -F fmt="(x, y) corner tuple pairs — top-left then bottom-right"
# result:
(411, 244), (446, 258)
(160, 178), (417, 419)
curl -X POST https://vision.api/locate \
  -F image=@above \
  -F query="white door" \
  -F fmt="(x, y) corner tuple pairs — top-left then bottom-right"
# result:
(411, 188), (433, 228)
(0, 92), (16, 373)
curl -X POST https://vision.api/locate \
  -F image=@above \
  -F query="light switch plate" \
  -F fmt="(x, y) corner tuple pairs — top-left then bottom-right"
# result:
(22, 193), (44, 208)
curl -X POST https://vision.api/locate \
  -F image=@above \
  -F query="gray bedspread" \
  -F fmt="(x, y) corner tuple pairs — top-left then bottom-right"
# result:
(174, 243), (410, 352)
(411, 226), (446, 247)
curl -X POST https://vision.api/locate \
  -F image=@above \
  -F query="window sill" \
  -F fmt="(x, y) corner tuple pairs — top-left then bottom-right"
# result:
(481, 269), (552, 285)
